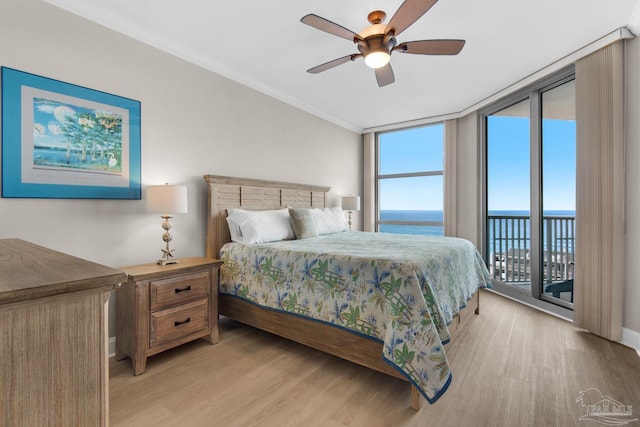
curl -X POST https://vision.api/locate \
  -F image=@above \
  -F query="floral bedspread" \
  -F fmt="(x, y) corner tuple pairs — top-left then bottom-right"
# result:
(219, 231), (491, 403)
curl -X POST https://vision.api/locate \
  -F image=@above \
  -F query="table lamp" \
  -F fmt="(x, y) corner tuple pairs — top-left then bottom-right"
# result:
(341, 195), (360, 231)
(146, 183), (188, 265)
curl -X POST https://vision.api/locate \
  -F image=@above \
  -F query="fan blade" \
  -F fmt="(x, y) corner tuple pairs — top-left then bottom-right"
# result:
(307, 54), (360, 74)
(387, 0), (438, 36)
(375, 63), (395, 87)
(394, 39), (465, 55)
(301, 14), (361, 41)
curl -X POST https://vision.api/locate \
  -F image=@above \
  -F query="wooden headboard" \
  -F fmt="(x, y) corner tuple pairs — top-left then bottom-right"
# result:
(204, 175), (331, 258)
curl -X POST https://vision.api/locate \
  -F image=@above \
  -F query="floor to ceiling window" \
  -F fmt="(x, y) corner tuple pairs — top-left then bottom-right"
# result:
(486, 98), (531, 290)
(376, 124), (444, 236)
(483, 68), (575, 312)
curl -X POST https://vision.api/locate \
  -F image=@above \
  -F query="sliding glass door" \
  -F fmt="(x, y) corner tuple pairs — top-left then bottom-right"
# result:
(484, 72), (575, 310)
(486, 99), (531, 293)
(540, 80), (576, 307)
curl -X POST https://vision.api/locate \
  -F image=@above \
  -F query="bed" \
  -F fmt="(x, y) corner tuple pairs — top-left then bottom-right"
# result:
(204, 175), (490, 410)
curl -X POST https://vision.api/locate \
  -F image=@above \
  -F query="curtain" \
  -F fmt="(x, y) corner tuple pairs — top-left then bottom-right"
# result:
(363, 132), (376, 232)
(444, 119), (458, 237)
(574, 41), (625, 341)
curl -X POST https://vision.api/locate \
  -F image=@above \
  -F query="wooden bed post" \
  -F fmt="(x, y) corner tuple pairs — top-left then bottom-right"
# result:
(410, 386), (422, 411)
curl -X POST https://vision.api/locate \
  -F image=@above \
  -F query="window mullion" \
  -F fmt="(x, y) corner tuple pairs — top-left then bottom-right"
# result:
(378, 170), (443, 180)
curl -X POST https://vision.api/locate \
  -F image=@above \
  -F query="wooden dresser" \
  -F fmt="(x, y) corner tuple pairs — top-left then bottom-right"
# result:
(0, 238), (126, 427)
(116, 257), (223, 375)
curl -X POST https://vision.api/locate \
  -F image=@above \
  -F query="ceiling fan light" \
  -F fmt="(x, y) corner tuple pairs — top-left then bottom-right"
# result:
(364, 51), (390, 69)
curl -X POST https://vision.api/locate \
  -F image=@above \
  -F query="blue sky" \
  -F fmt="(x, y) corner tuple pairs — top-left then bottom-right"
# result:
(379, 117), (576, 212)
(33, 98), (86, 148)
(487, 116), (576, 212)
(379, 124), (444, 211)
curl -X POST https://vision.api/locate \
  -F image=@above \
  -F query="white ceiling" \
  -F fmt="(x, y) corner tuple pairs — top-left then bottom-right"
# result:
(44, 0), (640, 132)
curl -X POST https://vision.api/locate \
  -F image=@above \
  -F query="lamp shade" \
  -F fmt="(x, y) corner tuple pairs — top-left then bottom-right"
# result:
(364, 51), (390, 69)
(341, 195), (360, 211)
(146, 184), (188, 214)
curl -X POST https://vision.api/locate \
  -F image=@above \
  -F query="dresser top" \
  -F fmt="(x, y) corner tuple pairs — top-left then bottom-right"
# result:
(0, 238), (126, 305)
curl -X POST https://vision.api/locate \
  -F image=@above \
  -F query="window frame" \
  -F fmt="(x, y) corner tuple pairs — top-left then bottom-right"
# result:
(375, 123), (445, 234)
(480, 65), (575, 317)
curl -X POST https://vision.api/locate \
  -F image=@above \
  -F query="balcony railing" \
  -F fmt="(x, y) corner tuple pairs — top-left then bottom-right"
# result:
(488, 215), (575, 286)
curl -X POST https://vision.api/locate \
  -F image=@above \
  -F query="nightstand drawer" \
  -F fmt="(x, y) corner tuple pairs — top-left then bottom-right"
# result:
(149, 271), (210, 310)
(149, 298), (209, 347)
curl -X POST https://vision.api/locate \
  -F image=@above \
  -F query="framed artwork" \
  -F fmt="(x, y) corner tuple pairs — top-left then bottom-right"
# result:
(1, 67), (141, 199)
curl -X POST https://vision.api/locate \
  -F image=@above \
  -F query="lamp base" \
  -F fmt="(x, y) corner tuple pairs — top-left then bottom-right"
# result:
(157, 258), (180, 266)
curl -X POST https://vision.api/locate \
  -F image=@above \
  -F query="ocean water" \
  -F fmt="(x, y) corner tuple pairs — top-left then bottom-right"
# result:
(380, 210), (576, 254)
(379, 210), (443, 236)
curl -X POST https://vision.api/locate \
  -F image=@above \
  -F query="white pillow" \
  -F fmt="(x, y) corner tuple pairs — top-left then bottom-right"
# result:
(227, 208), (249, 216)
(225, 214), (245, 243)
(226, 208), (254, 243)
(311, 207), (348, 235)
(225, 208), (295, 244)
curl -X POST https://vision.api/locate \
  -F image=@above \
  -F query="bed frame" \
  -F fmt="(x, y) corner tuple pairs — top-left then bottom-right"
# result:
(204, 175), (480, 410)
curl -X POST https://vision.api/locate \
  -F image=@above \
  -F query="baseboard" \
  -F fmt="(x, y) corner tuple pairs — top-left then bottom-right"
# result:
(621, 327), (640, 356)
(109, 336), (116, 358)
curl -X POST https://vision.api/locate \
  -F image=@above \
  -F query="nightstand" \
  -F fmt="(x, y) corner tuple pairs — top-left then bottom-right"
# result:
(115, 257), (223, 375)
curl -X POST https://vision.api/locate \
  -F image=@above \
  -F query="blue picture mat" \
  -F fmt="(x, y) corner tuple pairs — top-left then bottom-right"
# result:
(1, 67), (141, 199)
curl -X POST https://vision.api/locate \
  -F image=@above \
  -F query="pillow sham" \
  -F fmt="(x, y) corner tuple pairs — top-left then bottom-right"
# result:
(311, 207), (348, 235)
(288, 207), (318, 239)
(225, 210), (245, 243)
(226, 208), (258, 243)
(226, 208), (295, 244)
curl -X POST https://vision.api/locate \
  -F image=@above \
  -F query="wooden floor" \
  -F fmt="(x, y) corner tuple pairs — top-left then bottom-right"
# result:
(110, 290), (640, 426)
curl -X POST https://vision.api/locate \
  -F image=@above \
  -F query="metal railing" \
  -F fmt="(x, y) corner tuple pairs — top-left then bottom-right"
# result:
(488, 214), (575, 284)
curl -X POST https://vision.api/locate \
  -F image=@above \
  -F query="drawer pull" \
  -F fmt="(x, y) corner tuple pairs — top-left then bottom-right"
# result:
(174, 317), (191, 327)
(174, 285), (191, 294)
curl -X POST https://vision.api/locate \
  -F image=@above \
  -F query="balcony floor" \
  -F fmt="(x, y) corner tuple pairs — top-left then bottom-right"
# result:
(501, 281), (574, 303)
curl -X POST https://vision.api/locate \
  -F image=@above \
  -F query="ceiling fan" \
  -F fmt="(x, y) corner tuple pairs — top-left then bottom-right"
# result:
(301, 0), (465, 87)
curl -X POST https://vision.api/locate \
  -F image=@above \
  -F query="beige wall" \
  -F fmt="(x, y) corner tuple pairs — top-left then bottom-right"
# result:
(0, 0), (362, 337)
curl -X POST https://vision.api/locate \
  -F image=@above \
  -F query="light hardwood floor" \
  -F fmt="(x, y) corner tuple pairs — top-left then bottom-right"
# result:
(110, 290), (640, 426)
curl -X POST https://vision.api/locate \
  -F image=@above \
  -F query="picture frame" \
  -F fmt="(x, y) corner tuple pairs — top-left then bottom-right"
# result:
(1, 67), (141, 199)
